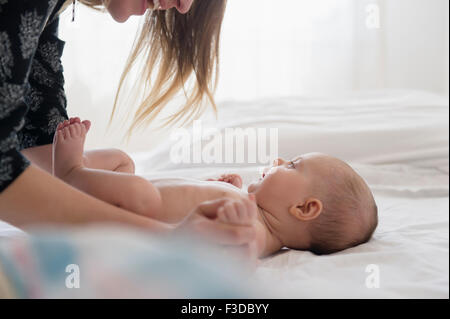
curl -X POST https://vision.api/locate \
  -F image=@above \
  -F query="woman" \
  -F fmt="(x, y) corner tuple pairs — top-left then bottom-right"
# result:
(0, 0), (256, 254)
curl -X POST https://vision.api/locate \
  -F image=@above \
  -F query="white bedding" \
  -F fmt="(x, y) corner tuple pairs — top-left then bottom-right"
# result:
(1, 89), (448, 298)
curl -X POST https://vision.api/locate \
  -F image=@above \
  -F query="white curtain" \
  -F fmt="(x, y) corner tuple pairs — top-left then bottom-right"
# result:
(59, 0), (449, 152)
(216, 0), (449, 100)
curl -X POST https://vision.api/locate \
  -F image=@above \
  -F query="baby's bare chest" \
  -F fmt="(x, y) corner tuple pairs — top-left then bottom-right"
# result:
(151, 178), (246, 222)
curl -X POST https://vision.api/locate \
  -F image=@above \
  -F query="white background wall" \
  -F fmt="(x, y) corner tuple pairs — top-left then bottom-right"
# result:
(59, 0), (449, 152)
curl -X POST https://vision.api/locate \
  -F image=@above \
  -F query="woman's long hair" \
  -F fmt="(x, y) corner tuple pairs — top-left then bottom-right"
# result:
(61, 0), (227, 133)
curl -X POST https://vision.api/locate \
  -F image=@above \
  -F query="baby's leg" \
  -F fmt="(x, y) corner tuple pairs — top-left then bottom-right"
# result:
(83, 149), (135, 174)
(53, 122), (161, 218)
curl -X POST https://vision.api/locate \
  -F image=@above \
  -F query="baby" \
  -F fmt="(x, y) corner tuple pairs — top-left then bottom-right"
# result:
(53, 119), (378, 257)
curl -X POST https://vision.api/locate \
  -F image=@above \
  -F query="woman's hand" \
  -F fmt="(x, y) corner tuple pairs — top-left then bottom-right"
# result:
(176, 195), (259, 261)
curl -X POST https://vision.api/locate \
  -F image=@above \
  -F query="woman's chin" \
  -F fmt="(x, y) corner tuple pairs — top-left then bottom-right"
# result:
(112, 14), (130, 23)
(107, 6), (131, 23)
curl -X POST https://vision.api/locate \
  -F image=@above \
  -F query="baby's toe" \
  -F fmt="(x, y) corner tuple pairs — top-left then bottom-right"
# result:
(76, 123), (84, 136)
(69, 124), (79, 138)
(63, 120), (71, 129)
(69, 117), (80, 125)
(82, 120), (91, 132)
(55, 129), (64, 142)
(63, 126), (71, 139)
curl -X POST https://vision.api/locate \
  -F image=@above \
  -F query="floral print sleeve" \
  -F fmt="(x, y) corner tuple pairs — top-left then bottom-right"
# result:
(0, 0), (67, 192)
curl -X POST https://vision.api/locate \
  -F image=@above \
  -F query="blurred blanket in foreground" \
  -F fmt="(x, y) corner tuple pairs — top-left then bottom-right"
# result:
(0, 227), (257, 298)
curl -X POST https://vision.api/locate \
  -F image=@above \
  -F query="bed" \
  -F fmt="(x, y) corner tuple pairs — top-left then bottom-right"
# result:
(1, 89), (448, 298)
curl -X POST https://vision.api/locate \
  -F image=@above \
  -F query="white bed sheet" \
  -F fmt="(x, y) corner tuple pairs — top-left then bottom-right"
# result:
(0, 89), (448, 298)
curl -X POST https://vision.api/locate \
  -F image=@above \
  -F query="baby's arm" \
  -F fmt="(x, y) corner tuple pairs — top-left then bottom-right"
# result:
(207, 174), (243, 189)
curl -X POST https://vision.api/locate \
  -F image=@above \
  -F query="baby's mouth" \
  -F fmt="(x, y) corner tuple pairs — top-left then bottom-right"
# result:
(258, 167), (269, 179)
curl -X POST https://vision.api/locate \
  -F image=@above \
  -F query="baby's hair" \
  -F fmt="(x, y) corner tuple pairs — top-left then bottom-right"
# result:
(308, 162), (378, 255)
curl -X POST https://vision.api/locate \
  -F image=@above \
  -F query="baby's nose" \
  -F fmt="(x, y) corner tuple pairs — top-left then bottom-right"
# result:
(273, 158), (284, 166)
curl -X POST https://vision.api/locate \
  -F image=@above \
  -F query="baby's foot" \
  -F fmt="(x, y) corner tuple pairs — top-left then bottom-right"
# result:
(52, 120), (90, 181)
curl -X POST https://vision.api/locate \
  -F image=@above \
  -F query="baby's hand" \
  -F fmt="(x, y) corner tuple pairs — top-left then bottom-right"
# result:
(216, 195), (257, 226)
(208, 174), (243, 189)
(216, 195), (262, 263)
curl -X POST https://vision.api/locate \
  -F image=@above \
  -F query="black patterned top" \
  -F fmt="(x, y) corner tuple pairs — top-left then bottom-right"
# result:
(0, 0), (68, 192)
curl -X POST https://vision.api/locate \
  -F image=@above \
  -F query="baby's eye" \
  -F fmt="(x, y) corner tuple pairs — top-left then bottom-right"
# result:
(289, 161), (296, 169)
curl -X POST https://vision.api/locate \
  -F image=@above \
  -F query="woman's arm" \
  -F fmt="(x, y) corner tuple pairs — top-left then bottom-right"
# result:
(21, 145), (53, 174)
(21, 143), (135, 174)
(0, 164), (171, 231)
(0, 165), (257, 252)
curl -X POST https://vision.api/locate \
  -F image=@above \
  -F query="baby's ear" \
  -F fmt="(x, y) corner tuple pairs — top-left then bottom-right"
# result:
(289, 198), (323, 221)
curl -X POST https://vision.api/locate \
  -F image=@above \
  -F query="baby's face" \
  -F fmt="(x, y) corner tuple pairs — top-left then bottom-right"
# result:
(249, 153), (376, 253)
(248, 153), (338, 217)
